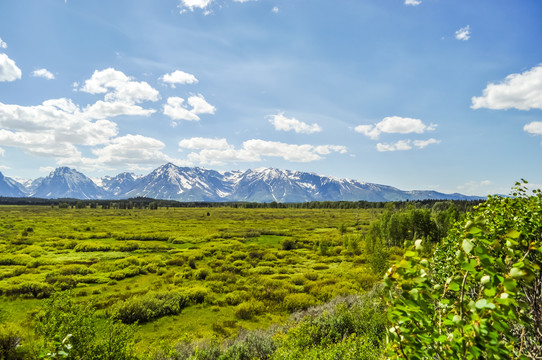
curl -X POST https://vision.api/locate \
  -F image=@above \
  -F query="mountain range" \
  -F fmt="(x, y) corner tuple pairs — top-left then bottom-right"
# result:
(0, 163), (482, 202)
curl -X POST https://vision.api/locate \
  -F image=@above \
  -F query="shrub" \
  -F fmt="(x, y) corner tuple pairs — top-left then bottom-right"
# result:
(312, 263), (329, 270)
(304, 271), (319, 281)
(225, 291), (246, 306)
(385, 183), (542, 359)
(184, 286), (209, 304)
(74, 242), (111, 252)
(3, 281), (53, 298)
(0, 323), (23, 360)
(283, 293), (317, 312)
(234, 300), (265, 320)
(222, 329), (277, 360)
(281, 239), (296, 250)
(251, 266), (275, 275)
(112, 291), (188, 324)
(195, 268), (210, 280)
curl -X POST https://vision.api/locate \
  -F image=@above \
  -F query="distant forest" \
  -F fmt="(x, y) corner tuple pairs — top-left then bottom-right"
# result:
(0, 196), (485, 210)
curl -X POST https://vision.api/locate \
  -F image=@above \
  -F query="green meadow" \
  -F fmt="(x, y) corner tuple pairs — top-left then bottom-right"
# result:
(0, 205), (386, 354)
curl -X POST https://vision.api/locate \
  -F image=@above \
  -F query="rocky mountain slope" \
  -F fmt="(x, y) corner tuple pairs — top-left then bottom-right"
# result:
(0, 163), (482, 202)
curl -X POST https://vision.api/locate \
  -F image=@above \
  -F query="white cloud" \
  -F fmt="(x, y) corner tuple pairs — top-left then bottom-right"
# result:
(179, 138), (347, 165)
(31, 68), (55, 80)
(163, 97), (200, 122)
(376, 138), (440, 152)
(163, 95), (215, 123)
(188, 94), (216, 114)
(272, 6), (279, 13)
(404, 0), (421, 6)
(160, 70), (198, 88)
(83, 100), (156, 119)
(80, 68), (159, 104)
(376, 140), (412, 152)
(413, 138), (441, 148)
(355, 116), (436, 139)
(0, 37), (7, 49)
(90, 135), (173, 167)
(55, 134), (187, 172)
(0, 53), (22, 82)
(179, 137), (230, 150)
(455, 25), (471, 41)
(0, 147), (4, 157)
(179, 0), (213, 13)
(471, 64), (542, 110)
(524, 121), (542, 136)
(0, 98), (121, 160)
(268, 113), (322, 134)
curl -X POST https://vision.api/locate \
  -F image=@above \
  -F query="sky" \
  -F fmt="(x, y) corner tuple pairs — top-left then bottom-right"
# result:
(0, 0), (541, 196)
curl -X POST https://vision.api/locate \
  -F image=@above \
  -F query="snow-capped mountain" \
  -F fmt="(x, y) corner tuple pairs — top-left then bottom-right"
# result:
(31, 167), (109, 199)
(0, 163), (483, 202)
(99, 172), (139, 197)
(123, 163), (234, 201)
(0, 172), (27, 197)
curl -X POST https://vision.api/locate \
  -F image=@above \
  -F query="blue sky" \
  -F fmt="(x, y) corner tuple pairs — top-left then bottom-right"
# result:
(0, 0), (541, 195)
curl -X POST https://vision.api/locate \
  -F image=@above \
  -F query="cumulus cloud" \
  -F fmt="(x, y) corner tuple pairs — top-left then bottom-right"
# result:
(54, 134), (187, 171)
(160, 70), (198, 88)
(80, 68), (159, 104)
(404, 0), (421, 6)
(163, 95), (215, 123)
(355, 116), (436, 140)
(83, 100), (156, 120)
(471, 64), (542, 110)
(0, 98), (119, 158)
(179, 0), (213, 13)
(179, 137), (230, 150)
(31, 68), (55, 80)
(0, 37), (7, 49)
(88, 134), (175, 167)
(179, 137), (347, 165)
(455, 25), (471, 41)
(188, 94), (216, 114)
(272, 6), (279, 13)
(164, 97), (200, 122)
(0, 53), (22, 82)
(268, 113), (322, 134)
(376, 138), (440, 152)
(524, 121), (542, 135)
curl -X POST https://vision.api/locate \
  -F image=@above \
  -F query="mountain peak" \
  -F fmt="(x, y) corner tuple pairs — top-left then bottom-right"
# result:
(0, 163), (484, 202)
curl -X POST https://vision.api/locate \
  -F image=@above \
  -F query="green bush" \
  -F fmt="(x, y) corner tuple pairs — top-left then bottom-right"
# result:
(2, 281), (53, 298)
(234, 300), (265, 320)
(283, 293), (317, 312)
(281, 239), (296, 250)
(74, 242), (111, 252)
(0, 323), (23, 360)
(112, 291), (188, 324)
(385, 183), (542, 359)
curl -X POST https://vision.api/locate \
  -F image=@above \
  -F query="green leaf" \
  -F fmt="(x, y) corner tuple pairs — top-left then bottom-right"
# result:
(462, 239), (474, 254)
(505, 229), (521, 239)
(509, 267), (525, 279)
(448, 281), (460, 292)
(503, 278), (517, 291)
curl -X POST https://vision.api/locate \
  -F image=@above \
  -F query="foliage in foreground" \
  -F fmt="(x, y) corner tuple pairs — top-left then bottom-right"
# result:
(154, 288), (387, 360)
(385, 182), (542, 359)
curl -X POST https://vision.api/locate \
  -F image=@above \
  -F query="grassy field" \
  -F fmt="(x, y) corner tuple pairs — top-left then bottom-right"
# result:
(0, 205), (386, 354)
